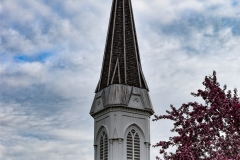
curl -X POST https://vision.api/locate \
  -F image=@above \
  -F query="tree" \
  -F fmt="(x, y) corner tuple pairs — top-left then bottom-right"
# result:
(153, 71), (240, 160)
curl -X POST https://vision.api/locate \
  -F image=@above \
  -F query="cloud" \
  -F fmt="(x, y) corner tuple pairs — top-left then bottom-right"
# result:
(0, 0), (240, 159)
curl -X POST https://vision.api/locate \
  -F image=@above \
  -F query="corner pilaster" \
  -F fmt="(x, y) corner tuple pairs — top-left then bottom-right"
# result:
(144, 142), (151, 160)
(109, 139), (113, 160)
(118, 138), (123, 160)
(94, 145), (97, 160)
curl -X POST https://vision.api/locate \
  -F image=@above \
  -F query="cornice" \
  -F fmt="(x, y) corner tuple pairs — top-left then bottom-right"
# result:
(91, 106), (153, 119)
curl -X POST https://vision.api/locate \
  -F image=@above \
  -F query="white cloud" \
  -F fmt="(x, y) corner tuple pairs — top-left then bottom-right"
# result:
(0, 0), (240, 159)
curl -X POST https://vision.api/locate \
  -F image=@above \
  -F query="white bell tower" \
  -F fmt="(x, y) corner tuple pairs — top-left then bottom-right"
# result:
(90, 0), (154, 159)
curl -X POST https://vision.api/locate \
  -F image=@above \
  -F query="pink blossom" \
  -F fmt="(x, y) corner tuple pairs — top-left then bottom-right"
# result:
(153, 71), (240, 160)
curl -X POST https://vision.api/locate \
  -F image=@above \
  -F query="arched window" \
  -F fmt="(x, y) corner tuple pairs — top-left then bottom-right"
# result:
(127, 129), (140, 160)
(100, 130), (108, 160)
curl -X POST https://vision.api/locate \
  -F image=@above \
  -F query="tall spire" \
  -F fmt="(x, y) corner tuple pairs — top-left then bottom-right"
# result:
(95, 0), (148, 93)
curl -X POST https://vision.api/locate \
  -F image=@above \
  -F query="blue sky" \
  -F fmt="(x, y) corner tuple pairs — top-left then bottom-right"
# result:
(0, 0), (240, 159)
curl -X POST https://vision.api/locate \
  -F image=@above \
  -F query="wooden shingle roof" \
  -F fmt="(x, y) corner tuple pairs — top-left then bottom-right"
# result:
(95, 0), (148, 93)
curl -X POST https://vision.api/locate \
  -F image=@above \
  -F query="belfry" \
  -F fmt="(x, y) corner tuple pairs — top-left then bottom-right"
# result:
(90, 0), (154, 159)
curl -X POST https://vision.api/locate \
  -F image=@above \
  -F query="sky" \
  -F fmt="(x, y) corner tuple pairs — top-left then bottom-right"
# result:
(0, 0), (240, 159)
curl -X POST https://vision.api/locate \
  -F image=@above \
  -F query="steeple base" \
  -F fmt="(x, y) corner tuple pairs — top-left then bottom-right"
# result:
(93, 106), (151, 160)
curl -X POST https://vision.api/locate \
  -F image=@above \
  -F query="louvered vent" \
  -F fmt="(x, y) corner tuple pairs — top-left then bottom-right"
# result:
(100, 136), (104, 160)
(126, 129), (140, 160)
(134, 134), (140, 160)
(127, 132), (133, 160)
(104, 133), (108, 160)
(100, 131), (108, 160)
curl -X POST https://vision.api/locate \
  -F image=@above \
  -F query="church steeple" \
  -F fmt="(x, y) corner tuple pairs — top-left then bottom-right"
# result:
(96, 0), (148, 92)
(90, 1), (154, 159)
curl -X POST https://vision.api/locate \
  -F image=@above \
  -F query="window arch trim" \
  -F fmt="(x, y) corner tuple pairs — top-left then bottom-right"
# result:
(96, 126), (109, 160)
(95, 125), (109, 143)
(124, 124), (145, 160)
(124, 124), (146, 142)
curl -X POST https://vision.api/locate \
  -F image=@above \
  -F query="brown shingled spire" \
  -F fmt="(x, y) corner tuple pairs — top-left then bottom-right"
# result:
(95, 0), (148, 93)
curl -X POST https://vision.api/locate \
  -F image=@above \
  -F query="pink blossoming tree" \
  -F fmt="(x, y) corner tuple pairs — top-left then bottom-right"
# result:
(153, 71), (240, 160)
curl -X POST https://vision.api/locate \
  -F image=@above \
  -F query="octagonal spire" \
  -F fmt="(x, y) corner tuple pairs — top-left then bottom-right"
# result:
(95, 0), (148, 92)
